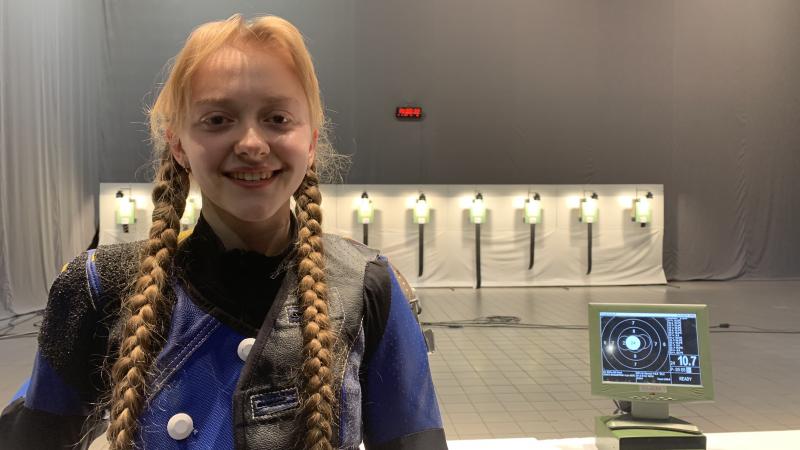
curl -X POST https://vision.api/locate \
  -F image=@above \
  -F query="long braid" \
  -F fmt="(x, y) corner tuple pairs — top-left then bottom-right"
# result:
(294, 165), (336, 450)
(106, 154), (189, 450)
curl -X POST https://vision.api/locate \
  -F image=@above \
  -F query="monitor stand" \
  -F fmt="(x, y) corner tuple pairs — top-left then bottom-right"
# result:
(595, 402), (706, 450)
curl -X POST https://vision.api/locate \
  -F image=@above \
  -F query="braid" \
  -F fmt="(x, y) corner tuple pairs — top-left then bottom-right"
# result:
(294, 165), (336, 450)
(106, 154), (189, 450)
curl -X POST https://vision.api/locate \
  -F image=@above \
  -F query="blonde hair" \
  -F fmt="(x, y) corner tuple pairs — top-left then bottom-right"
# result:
(106, 14), (338, 450)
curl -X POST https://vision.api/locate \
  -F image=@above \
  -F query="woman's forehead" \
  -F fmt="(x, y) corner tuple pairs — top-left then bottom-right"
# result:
(190, 44), (303, 104)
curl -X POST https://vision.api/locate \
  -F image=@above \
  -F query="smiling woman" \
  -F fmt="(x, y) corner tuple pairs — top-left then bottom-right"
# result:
(0, 14), (446, 450)
(169, 42), (316, 249)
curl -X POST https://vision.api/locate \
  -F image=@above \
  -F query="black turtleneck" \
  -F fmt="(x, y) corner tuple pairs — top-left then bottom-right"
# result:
(174, 213), (294, 336)
(172, 212), (392, 360)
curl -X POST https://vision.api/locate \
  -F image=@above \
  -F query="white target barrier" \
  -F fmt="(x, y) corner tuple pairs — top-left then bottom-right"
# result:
(99, 183), (666, 287)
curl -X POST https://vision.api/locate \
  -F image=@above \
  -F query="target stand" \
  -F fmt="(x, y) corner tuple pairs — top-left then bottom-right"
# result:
(595, 402), (706, 450)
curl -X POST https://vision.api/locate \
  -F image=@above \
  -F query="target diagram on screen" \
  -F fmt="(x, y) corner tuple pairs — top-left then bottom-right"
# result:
(601, 317), (669, 372)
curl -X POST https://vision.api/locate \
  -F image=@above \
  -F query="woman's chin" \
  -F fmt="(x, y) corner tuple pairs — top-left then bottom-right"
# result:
(228, 206), (285, 224)
(202, 195), (290, 225)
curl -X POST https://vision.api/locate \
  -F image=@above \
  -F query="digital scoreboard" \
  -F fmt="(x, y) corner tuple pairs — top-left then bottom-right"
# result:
(395, 106), (423, 120)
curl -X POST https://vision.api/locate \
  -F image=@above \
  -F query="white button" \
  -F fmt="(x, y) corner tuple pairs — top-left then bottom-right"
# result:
(238, 338), (256, 361)
(167, 413), (193, 440)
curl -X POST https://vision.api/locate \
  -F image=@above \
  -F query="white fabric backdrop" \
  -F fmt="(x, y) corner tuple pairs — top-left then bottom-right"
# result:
(99, 184), (665, 287)
(3, 0), (798, 317)
(0, 0), (105, 317)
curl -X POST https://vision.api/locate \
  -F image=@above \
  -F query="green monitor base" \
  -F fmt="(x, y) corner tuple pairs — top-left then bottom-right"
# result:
(595, 415), (706, 450)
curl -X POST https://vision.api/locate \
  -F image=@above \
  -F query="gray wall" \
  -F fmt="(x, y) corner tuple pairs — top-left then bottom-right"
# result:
(100, 0), (800, 280)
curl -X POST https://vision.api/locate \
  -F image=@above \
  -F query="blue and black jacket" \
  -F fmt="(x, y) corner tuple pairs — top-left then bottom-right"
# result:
(0, 214), (446, 449)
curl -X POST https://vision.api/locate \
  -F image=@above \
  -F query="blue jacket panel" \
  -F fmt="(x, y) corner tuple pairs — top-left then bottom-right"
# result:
(137, 284), (244, 449)
(0, 240), (447, 450)
(363, 260), (443, 447)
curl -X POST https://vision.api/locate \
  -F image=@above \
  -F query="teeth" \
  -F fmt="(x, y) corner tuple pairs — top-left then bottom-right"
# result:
(231, 171), (272, 181)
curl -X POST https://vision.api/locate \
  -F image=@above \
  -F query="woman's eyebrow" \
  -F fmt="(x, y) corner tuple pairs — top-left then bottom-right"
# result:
(192, 95), (297, 108)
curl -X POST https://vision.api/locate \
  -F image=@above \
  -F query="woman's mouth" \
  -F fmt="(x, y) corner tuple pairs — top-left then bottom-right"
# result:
(225, 170), (281, 187)
(229, 171), (274, 181)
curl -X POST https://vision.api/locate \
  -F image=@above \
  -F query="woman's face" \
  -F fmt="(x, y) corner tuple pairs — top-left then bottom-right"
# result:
(170, 44), (316, 223)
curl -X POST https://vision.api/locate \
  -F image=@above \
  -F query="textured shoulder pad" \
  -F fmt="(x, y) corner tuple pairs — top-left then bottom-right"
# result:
(39, 241), (146, 391)
(38, 251), (94, 371)
(332, 234), (381, 261)
(90, 240), (146, 313)
(321, 234), (381, 287)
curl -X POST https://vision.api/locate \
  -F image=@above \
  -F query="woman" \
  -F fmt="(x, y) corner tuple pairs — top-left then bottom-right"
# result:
(0, 14), (446, 450)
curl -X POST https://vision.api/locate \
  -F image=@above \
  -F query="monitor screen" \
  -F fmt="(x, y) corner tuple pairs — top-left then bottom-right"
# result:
(599, 312), (701, 386)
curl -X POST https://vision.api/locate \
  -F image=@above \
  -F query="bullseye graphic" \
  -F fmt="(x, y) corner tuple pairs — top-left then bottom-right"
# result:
(624, 335), (642, 351)
(601, 317), (669, 372)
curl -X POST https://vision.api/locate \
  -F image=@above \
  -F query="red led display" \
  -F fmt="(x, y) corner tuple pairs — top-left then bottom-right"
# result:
(396, 106), (423, 120)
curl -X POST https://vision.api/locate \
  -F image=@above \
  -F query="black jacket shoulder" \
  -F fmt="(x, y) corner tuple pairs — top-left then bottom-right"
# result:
(39, 241), (144, 394)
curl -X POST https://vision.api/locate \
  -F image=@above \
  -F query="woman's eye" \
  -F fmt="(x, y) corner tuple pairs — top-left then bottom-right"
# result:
(202, 115), (230, 127)
(268, 114), (290, 125)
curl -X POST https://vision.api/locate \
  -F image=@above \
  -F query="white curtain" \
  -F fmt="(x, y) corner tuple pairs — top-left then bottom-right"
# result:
(0, 0), (106, 317)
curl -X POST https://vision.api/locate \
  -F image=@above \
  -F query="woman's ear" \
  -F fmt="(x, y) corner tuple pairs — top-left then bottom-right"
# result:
(307, 129), (318, 166)
(166, 129), (187, 168)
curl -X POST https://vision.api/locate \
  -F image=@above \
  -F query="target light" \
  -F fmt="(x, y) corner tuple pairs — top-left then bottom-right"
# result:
(633, 192), (653, 227)
(519, 193), (542, 271)
(115, 190), (136, 233)
(469, 193), (486, 224)
(580, 192), (599, 223)
(469, 193), (486, 288)
(413, 193), (430, 278)
(357, 192), (374, 224)
(580, 192), (599, 275)
(523, 193), (542, 224)
(413, 193), (430, 224)
(357, 192), (374, 246)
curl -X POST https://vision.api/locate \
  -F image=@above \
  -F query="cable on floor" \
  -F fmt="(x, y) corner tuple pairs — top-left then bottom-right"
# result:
(421, 316), (800, 334)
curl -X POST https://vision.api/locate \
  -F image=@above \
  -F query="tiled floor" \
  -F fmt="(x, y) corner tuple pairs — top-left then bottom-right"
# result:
(2, 281), (800, 442)
(419, 281), (800, 440)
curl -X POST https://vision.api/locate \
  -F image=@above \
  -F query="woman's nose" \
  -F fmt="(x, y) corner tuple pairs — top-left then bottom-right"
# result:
(233, 126), (269, 159)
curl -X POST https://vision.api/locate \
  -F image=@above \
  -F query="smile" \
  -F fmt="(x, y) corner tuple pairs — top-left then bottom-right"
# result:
(229, 171), (275, 181)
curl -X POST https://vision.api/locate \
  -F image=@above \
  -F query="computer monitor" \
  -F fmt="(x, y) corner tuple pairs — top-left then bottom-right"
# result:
(588, 303), (714, 419)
